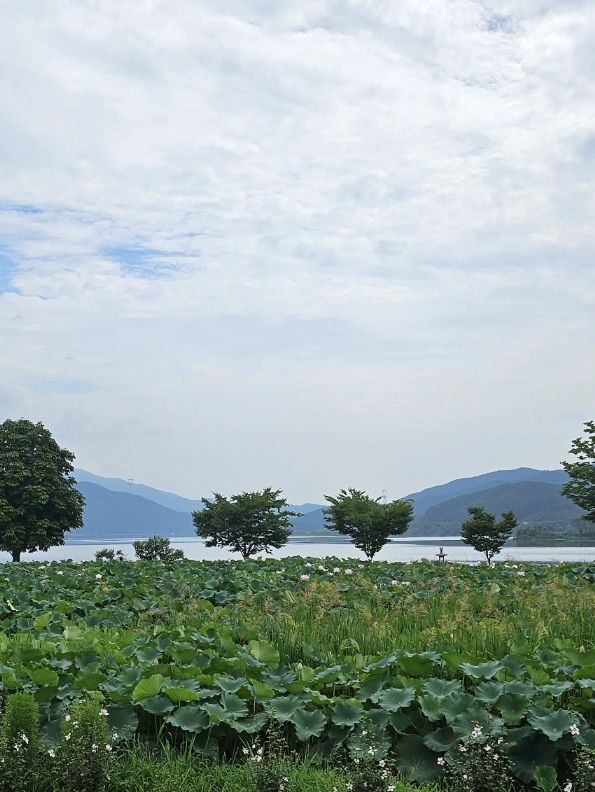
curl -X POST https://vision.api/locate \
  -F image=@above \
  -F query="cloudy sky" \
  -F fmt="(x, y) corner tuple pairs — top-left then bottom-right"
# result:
(1, 0), (594, 503)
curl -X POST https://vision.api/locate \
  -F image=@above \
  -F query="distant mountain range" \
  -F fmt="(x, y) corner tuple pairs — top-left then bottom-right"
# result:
(70, 467), (587, 542)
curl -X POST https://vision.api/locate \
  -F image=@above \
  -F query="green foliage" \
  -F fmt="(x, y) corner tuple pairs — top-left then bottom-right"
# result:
(192, 488), (298, 559)
(0, 418), (84, 561)
(460, 506), (517, 564)
(109, 746), (379, 792)
(0, 692), (39, 792)
(562, 420), (595, 523)
(573, 744), (595, 792)
(348, 744), (396, 791)
(55, 698), (112, 792)
(324, 488), (414, 559)
(95, 547), (126, 561)
(133, 536), (184, 560)
(443, 725), (514, 792)
(0, 559), (593, 789)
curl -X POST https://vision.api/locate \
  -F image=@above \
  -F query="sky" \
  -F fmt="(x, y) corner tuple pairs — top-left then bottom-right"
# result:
(0, 0), (594, 503)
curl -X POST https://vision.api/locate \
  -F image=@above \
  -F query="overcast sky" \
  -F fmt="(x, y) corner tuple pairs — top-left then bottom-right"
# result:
(1, 1), (594, 503)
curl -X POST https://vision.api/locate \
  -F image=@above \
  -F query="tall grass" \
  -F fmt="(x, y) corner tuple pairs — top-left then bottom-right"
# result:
(108, 745), (433, 792)
(234, 567), (595, 662)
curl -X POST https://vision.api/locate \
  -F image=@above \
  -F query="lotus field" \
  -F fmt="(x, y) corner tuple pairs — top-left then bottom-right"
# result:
(1, 558), (595, 786)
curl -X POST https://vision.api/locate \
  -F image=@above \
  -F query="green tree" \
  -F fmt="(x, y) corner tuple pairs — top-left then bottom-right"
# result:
(192, 488), (298, 559)
(132, 536), (184, 560)
(324, 488), (414, 560)
(561, 420), (595, 523)
(0, 419), (84, 562)
(460, 506), (517, 565)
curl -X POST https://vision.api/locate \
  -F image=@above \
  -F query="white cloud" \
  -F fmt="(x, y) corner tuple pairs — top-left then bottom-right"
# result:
(0, 0), (593, 500)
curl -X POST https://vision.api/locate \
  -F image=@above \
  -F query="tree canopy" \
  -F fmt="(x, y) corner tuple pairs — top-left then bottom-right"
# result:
(192, 488), (298, 559)
(561, 420), (595, 523)
(324, 488), (414, 560)
(133, 536), (184, 560)
(0, 419), (85, 561)
(460, 506), (517, 565)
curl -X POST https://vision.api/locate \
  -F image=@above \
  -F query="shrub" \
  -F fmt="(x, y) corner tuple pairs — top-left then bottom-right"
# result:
(133, 536), (184, 560)
(0, 691), (39, 792)
(95, 548), (125, 560)
(54, 698), (112, 792)
(444, 724), (514, 792)
(573, 744), (595, 792)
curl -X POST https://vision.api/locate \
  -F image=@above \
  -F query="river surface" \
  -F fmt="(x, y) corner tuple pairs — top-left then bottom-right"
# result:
(2, 537), (595, 564)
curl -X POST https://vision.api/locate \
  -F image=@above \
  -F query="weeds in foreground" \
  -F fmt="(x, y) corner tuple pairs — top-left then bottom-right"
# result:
(0, 691), (39, 792)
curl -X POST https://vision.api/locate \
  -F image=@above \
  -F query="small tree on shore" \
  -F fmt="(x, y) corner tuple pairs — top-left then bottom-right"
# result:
(133, 536), (184, 560)
(0, 418), (85, 561)
(561, 420), (595, 523)
(460, 506), (517, 565)
(192, 488), (298, 559)
(324, 488), (414, 560)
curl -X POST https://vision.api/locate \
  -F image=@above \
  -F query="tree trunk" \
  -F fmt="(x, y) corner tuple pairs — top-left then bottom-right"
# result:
(11, 549), (21, 562)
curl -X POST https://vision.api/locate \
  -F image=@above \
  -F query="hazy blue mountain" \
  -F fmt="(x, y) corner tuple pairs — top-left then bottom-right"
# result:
(69, 467), (577, 541)
(74, 469), (204, 513)
(404, 468), (568, 517)
(74, 469), (322, 516)
(407, 481), (583, 536)
(70, 479), (329, 541)
(70, 482), (194, 539)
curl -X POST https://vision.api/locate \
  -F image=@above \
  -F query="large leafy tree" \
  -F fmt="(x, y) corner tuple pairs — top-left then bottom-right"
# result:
(192, 488), (298, 559)
(0, 419), (85, 561)
(460, 506), (517, 565)
(561, 420), (595, 523)
(324, 488), (414, 560)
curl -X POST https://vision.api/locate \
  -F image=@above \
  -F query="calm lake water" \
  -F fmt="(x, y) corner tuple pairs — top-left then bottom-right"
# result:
(2, 537), (595, 564)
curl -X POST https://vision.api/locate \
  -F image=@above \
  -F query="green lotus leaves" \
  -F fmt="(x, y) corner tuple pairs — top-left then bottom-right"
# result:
(166, 705), (209, 732)
(331, 700), (364, 727)
(291, 708), (327, 740)
(377, 686), (416, 712)
(162, 685), (200, 703)
(395, 735), (442, 782)
(0, 556), (594, 786)
(475, 680), (505, 704)
(422, 678), (460, 699)
(527, 706), (577, 741)
(27, 667), (59, 687)
(460, 660), (504, 679)
(106, 705), (138, 739)
(213, 674), (245, 693)
(505, 728), (559, 783)
(268, 695), (305, 723)
(533, 765), (558, 792)
(132, 673), (167, 702)
(247, 640), (280, 666)
(423, 725), (457, 752)
(498, 693), (533, 725)
(139, 695), (175, 715)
